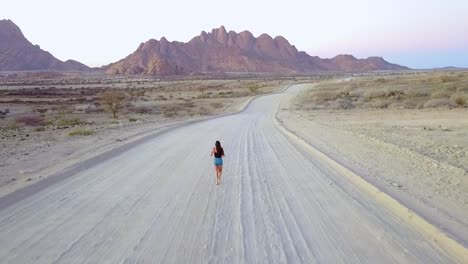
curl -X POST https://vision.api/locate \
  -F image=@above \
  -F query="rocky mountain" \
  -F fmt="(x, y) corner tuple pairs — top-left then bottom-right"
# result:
(105, 26), (408, 75)
(0, 19), (89, 71)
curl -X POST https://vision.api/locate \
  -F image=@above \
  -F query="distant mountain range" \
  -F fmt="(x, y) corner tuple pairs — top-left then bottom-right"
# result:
(0, 19), (89, 71)
(0, 19), (409, 75)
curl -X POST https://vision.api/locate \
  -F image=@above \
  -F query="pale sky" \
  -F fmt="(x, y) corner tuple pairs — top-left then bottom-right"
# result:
(2, 0), (468, 69)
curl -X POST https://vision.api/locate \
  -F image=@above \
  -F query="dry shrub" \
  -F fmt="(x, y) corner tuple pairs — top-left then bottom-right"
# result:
(440, 75), (457, 83)
(57, 118), (84, 126)
(247, 84), (260, 93)
(367, 100), (390, 109)
(365, 89), (405, 100)
(364, 90), (386, 99)
(162, 105), (182, 113)
(85, 106), (104, 114)
(1, 119), (20, 130)
(402, 100), (418, 109)
(311, 91), (340, 101)
(15, 115), (44, 127)
(457, 86), (468, 92)
(128, 105), (154, 114)
(430, 90), (451, 99)
(210, 102), (223, 109)
(423, 99), (457, 108)
(68, 129), (95, 136)
(198, 106), (211, 115)
(35, 108), (48, 114)
(451, 94), (466, 107)
(406, 90), (428, 98)
(182, 101), (195, 108)
(375, 78), (386, 83)
(333, 98), (355, 110)
(163, 111), (176, 118)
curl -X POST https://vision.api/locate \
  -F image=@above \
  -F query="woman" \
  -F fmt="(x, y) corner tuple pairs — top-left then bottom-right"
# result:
(210, 141), (225, 185)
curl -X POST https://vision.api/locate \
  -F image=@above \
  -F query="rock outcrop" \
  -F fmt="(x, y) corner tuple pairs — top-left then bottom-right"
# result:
(105, 26), (408, 75)
(0, 19), (89, 71)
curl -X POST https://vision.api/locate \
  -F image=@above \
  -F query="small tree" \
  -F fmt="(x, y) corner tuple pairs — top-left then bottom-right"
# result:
(247, 84), (259, 94)
(99, 90), (127, 119)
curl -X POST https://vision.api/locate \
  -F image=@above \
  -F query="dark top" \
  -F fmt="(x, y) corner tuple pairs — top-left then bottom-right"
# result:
(214, 147), (224, 158)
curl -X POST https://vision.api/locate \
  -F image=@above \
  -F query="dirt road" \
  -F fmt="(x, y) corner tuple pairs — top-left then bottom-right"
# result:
(0, 85), (464, 263)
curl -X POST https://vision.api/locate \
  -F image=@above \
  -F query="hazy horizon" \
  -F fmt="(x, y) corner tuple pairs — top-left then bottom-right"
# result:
(2, 0), (467, 69)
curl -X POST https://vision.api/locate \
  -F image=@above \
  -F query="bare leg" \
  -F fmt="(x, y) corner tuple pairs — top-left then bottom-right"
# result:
(216, 167), (221, 185)
(218, 166), (223, 184)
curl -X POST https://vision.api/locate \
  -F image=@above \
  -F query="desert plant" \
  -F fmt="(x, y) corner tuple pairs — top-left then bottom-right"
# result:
(99, 90), (128, 119)
(440, 75), (457, 83)
(375, 78), (386, 83)
(451, 94), (466, 107)
(57, 118), (83, 126)
(35, 108), (48, 114)
(2, 119), (20, 130)
(430, 90), (450, 99)
(247, 84), (260, 94)
(210, 102), (223, 109)
(423, 99), (457, 108)
(198, 106), (212, 115)
(128, 105), (154, 114)
(68, 129), (95, 136)
(312, 91), (340, 101)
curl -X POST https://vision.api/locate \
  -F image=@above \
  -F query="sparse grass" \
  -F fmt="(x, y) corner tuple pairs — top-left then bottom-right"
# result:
(440, 75), (458, 83)
(57, 118), (84, 126)
(431, 90), (451, 99)
(1, 119), (20, 130)
(34, 126), (46, 132)
(297, 72), (468, 110)
(68, 129), (95, 136)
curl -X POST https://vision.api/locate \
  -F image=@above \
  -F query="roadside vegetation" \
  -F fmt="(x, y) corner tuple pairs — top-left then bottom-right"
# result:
(0, 75), (307, 146)
(296, 71), (468, 110)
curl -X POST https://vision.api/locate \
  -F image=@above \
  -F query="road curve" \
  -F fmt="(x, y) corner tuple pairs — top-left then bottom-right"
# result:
(0, 85), (461, 263)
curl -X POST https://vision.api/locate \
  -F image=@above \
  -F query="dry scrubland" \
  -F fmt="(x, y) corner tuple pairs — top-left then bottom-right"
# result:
(297, 71), (467, 110)
(279, 71), (468, 239)
(292, 71), (468, 171)
(0, 73), (308, 195)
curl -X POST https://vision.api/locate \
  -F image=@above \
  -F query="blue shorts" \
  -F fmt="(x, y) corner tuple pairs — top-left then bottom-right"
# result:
(214, 158), (223, 166)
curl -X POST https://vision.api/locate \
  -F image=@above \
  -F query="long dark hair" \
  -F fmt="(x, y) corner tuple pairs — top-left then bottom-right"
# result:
(215, 141), (224, 155)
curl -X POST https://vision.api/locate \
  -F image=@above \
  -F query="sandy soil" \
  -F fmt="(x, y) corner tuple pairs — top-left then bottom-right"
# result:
(277, 92), (468, 245)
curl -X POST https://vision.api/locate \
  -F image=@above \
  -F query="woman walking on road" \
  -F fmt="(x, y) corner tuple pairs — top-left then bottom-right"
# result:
(211, 141), (225, 185)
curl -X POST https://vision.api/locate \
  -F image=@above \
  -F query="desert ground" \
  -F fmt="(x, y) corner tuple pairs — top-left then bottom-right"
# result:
(0, 71), (467, 263)
(277, 71), (468, 244)
(0, 72), (315, 196)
